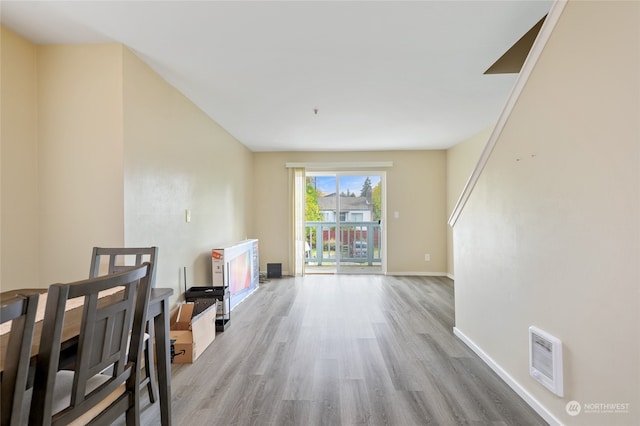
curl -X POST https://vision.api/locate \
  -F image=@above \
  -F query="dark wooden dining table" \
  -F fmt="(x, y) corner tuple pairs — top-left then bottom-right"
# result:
(0, 287), (174, 426)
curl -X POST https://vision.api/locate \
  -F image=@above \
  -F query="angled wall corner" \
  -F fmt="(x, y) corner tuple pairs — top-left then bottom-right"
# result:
(453, 1), (639, 425)
(449, 0), (567, 228)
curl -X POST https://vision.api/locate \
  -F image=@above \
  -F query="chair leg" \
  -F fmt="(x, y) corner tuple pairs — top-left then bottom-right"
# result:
(125, 381), (142, 426)
(143, 321), (159, 403)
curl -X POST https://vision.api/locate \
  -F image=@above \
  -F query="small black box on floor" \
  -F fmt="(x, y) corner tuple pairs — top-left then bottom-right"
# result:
(267, 263), (282, 278)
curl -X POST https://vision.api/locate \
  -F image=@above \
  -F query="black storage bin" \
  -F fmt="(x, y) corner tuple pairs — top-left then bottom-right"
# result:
(185, 286), (230, 331)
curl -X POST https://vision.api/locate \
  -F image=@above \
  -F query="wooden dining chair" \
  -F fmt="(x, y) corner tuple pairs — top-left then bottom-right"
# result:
(88, 247), (158, 403)
(0, 293), (39, 426)
(29, 263), (152, 426)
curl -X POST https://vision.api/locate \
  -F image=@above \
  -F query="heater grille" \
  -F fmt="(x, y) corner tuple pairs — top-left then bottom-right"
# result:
(529, 326), (563, 397)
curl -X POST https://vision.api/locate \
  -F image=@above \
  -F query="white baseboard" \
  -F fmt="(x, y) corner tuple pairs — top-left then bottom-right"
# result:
(259, 270), (290, 277)
(386, 271), (448, 277)
(453, 327), (563, 426)
(446, 273), (455, 280)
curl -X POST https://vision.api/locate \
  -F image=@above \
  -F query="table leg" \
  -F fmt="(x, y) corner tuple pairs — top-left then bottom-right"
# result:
(153, 297), (172, 426)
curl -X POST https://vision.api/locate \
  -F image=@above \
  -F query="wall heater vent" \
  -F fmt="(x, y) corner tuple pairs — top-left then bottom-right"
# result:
(529, 326), (563, 397)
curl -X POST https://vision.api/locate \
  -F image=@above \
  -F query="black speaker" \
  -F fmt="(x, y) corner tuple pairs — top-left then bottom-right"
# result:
(267, 263), (282, 278)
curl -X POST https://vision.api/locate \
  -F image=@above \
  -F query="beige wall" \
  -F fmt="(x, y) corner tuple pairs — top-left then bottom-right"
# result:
(453, 1), (639, 424)
(122, 48), (254, 304)
(1, 27), (39, 290)
(445, 127), (491, 277)
(253, 150), (447, 275)
(0, 29), (253, 304)
(37, 44), (125, 285)
(1, 33), (124, 289)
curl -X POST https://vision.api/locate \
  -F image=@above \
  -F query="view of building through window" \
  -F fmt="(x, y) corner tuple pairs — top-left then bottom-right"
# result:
(306, 175), (382, 222)
(305, 173), (383, 273)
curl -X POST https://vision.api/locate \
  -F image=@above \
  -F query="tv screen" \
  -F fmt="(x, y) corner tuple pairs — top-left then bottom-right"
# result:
(228, 251), (251, 296)
(217, 239), (259, 311)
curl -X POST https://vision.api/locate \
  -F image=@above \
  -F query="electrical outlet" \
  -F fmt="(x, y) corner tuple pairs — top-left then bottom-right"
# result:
(185, 209), (191, 223)
(424, 254), (430, 261)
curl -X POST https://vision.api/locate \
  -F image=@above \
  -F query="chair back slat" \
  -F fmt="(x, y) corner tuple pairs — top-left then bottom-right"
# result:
(0, 293), (39, 426)
(89, 247), (158, 288)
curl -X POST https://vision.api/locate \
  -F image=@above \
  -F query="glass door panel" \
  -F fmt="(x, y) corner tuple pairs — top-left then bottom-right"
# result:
(336, 174), (382, 274)
(305, 172), (384, 274)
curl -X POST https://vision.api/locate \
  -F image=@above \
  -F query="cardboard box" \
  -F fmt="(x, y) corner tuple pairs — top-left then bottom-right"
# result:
(169, 301), (217, 364)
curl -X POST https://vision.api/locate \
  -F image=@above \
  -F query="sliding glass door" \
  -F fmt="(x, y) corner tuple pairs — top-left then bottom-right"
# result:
(305, 171), (384, 274)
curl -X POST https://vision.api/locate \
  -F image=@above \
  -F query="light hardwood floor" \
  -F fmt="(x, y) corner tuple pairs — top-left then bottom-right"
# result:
(134, 275), (546, 425)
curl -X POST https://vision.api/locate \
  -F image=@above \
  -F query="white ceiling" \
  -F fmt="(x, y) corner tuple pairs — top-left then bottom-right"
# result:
(1, 1), (551, 152)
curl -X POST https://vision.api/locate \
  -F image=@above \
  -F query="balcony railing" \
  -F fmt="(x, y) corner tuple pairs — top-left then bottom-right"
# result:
(305, 221), (382, 266)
